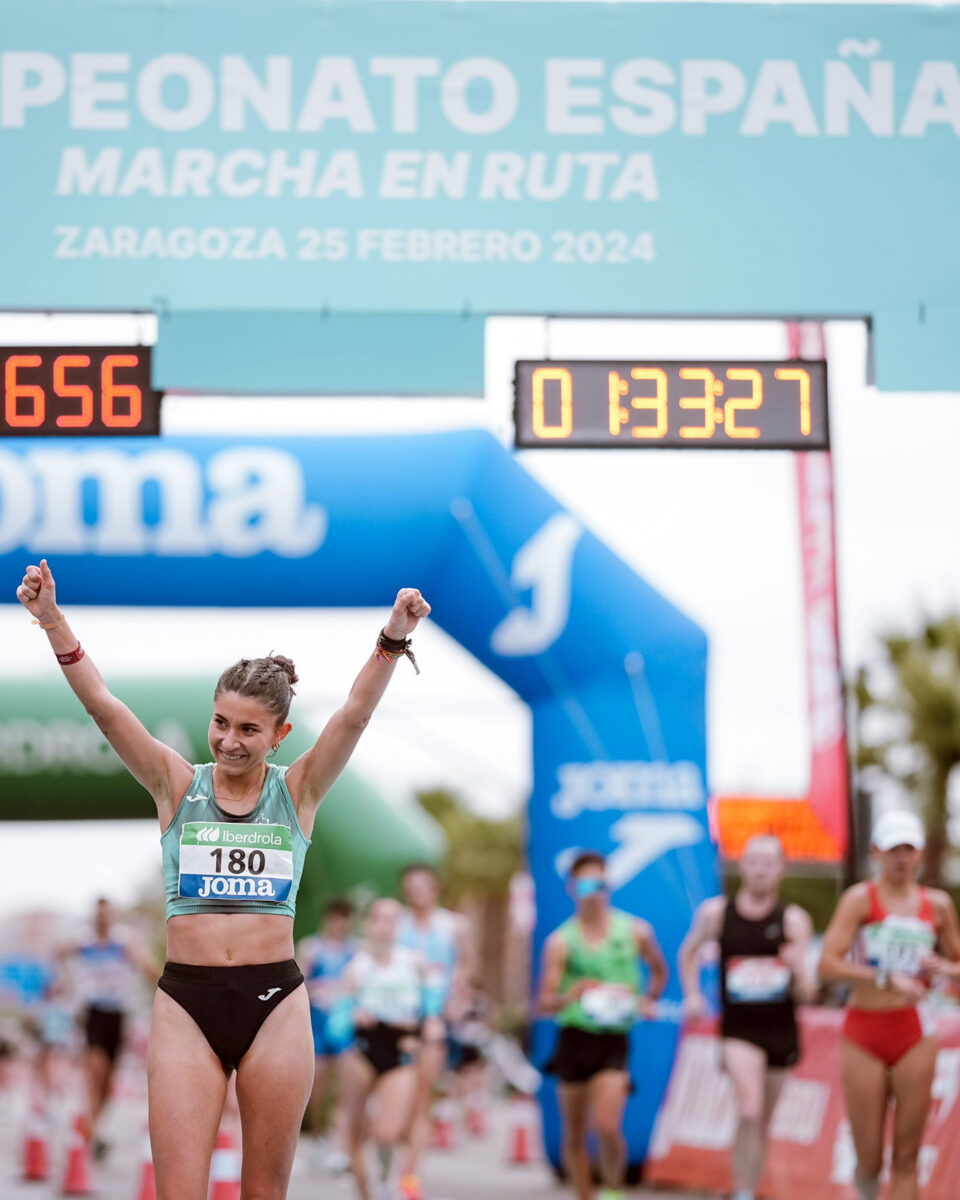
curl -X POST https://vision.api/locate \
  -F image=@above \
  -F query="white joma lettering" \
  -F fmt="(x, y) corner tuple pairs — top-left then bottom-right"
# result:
(197, 876), (277, 898)
(0, 445), (327, 558)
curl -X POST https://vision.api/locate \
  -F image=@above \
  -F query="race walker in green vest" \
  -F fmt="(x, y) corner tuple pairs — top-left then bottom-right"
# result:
(16, 557), (429, 1200)
(539, 849), (667, 1200)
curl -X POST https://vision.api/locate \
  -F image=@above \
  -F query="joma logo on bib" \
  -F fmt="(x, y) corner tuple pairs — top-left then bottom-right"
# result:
(197, 876), (279, 899)
(0, 445), (326, 558)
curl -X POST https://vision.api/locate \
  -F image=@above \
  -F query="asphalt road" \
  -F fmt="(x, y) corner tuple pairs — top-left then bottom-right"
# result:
(1, 1085), (707, 1200)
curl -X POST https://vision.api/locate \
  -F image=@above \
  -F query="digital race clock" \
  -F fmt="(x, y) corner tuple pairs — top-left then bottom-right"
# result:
(0, 347), (161, 437)
(514, 360), (829, 450)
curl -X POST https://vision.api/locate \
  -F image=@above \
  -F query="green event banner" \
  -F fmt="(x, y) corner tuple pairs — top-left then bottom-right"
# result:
(1, 2), (959, 388)
(0, 677), (293, 820)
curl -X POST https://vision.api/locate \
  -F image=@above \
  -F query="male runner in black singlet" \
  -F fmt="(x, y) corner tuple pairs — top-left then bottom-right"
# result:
(679, 835), (816, 1200)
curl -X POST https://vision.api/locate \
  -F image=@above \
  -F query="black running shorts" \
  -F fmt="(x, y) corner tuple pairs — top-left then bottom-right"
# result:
(83, 1006), (125, 1063)
(547, 1026), (630, 1085)
(158, 959), (304, 1074)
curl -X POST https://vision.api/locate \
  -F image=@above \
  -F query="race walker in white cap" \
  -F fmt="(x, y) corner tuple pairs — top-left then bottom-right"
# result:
(819, 810), (960, 1200)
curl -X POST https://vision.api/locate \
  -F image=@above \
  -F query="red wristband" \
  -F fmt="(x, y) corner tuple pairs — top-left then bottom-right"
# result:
(56, 643), (85, 666)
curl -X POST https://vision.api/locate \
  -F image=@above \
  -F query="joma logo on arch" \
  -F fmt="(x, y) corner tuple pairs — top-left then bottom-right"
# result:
(0, 445), (326, 557)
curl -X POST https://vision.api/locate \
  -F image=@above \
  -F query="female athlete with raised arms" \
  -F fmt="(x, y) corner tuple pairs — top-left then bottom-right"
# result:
(819, 810), (960, 1200)
(16, 558), (430, 1200)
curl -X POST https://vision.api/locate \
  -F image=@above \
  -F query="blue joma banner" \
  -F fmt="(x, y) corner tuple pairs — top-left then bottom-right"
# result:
(1, 2), (959, 387)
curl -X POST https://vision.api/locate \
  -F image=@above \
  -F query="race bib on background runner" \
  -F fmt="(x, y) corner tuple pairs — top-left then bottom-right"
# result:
(178, 822), (293, 902)
(863, 916), (935, 977)
(726, 956), (792, 1004)
(581, 985), (637, 1027)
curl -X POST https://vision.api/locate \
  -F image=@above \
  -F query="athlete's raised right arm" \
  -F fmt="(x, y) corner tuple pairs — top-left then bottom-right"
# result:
(678, 895), (725, 1020)
(17, 560), (193, 821)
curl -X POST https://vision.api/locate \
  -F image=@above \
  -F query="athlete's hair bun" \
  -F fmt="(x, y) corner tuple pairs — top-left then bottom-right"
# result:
(267, 654), (299, 688)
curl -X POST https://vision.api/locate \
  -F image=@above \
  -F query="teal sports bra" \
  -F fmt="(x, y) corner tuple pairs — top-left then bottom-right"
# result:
(161, 763), (311, 919)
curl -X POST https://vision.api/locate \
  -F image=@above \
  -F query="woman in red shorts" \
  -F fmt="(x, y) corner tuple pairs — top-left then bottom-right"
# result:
(819, 810), (960, 1200)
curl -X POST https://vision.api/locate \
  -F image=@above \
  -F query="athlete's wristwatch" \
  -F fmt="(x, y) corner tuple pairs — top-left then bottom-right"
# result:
(875, 968), (890, 990)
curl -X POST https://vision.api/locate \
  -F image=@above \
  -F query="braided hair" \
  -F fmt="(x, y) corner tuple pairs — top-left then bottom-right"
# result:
(214, 654), (299, 723)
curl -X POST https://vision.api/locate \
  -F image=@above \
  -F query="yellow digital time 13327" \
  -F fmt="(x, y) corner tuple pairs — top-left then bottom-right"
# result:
(514, 360), (829, 450)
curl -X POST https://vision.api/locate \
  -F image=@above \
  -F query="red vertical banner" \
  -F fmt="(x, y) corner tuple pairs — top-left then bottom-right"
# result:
(788, 322), (849, 857)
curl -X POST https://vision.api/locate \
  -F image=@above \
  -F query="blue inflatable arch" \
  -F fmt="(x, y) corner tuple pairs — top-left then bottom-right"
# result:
(0, 429), (715, 1164)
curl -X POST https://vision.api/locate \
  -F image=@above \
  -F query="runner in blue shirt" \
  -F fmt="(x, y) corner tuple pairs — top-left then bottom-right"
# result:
(396, 864), (474, 1200)
(297, 897), (356, 1171)
(66, 898), (160, 1157)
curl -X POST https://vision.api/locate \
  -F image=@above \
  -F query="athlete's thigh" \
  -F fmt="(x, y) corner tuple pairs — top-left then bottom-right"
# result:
(371, 1066), (418, 1143)
(889, 1036), (937, 1164)
(84, 1046), (111, 1090)
(339, 1048), (377, 1135)
(586, 1070), (630, 1137)
(417, 1037), (447, 1090)
(558, 1082), (590, 1139)
(839, 1036), (889, 1176)
(409, 1036), (446, 1117)
(764, 1066), (788, 1122)
(234, 985), (314, 1200)
(148, 989), (228, 1200)
(723, 1038), (768, 1120)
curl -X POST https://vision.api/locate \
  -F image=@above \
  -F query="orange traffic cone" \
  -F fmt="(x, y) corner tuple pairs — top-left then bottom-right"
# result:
(134, 1128), (156, 1200)
(506, 1097), (535, 1165)
(208, 1127), (241, 1200)
(22, 1100), (51, 1181)
(465, 1102), (487, 1138)
(61, 1114), (93, 1195)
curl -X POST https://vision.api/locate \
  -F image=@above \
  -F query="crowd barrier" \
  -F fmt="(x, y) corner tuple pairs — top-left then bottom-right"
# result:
(645, 1009), (960, 1198)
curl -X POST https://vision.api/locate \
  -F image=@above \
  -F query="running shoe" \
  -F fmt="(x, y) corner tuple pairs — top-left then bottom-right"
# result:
(399, 1173), (423, 1200)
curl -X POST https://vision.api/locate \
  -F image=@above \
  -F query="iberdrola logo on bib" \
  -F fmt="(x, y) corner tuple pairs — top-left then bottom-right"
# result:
(195, 826), (221, 843)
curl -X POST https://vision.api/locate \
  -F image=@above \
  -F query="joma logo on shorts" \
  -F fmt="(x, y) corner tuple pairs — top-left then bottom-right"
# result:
(198, 877), (277, 898)
(0, 445), (326, 558)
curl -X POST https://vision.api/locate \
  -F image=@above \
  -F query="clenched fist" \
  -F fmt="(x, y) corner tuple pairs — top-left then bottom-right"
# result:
(383, 588), (431, 640)
(16, 559), (59, 623)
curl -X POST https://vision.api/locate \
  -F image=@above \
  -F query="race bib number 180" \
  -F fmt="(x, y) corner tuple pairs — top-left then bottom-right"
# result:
(178, 822), (294, 902)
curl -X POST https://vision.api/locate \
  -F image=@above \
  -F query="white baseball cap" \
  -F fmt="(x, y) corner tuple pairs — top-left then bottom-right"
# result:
(872, 810), (926, 852)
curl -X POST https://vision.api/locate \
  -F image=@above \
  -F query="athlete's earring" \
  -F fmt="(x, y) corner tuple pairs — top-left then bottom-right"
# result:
(270, 743), (280, 757)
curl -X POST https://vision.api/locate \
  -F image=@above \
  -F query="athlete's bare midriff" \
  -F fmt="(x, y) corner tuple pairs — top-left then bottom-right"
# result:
(166, 912), (295, 966)
(845, 980), (924, 1012)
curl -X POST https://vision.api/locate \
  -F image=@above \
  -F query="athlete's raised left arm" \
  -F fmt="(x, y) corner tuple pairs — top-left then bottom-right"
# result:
(285, 588), (431, 818)
(635, 918), (667, 1017)
(781, 904), (818, 1003)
